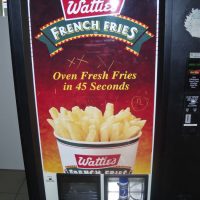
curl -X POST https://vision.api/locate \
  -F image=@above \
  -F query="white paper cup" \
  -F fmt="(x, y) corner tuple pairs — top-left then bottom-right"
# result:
(55, 132), (142, 174)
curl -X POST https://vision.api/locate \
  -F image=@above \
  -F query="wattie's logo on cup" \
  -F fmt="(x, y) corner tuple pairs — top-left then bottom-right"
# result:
(60, 0), (125, 20)
(75, 154), (121, 169)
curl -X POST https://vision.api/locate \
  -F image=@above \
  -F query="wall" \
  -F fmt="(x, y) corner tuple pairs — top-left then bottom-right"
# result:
(0, 16), (24, 170)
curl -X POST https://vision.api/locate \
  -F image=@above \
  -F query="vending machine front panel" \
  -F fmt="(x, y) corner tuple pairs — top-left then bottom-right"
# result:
(7, 0), (168, 199)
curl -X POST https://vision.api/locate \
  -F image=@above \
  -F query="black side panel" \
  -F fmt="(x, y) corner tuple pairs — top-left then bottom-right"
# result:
(153, 0), (200, 199)
(7, 1), (45, 200)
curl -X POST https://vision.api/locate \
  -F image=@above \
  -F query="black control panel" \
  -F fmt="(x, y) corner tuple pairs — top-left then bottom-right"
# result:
(151, 0), (200, 199)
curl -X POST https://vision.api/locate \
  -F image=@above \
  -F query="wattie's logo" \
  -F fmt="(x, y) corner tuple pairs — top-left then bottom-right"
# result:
(60, 0), (125, 20)
(75, 154), (120, 169)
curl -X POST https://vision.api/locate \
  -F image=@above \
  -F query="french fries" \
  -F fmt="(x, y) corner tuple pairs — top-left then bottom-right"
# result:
(47, 103), (146, 142)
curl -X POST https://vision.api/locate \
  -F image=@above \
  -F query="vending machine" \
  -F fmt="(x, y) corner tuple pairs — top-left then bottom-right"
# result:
(7, 0), (200, 200)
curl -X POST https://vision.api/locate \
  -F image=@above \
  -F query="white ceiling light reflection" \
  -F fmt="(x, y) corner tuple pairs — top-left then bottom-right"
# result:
(110, 0), (120, 12)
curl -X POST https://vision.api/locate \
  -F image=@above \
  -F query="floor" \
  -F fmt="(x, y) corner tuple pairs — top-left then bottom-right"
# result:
(0, 170), (29, 200)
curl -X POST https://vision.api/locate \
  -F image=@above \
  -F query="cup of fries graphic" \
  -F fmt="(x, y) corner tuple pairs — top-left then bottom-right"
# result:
(47, 103), (146, 174)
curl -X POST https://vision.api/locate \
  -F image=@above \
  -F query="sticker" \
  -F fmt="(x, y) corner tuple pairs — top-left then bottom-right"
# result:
(183, 95), (199, 127)
(190, 52), (200, 59)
